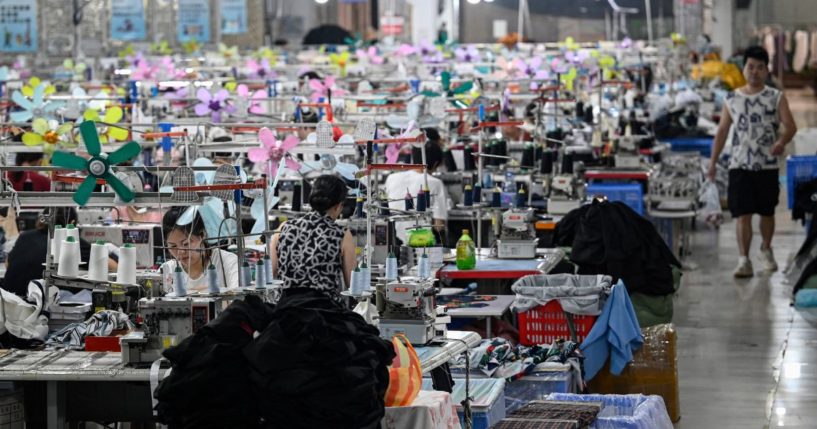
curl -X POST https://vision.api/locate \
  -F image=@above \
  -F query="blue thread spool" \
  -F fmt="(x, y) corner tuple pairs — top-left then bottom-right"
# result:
(416, 188), (426, 212)
(410, 79), (420, 94)
(418, 253), (430, 278)
(264, 254), (273, 283)
(240, 261), (252, 288)
(478, 104), (485, 121)
(423, 186), (431, 209)
(516, 188), (527, 208)
(385, 252), (398, 280)
(463, 185), (473, 206)
(491, 188), (501, 208)
(473, 184), (482, 203)
(405, 191), (414, 211)
(173, 265), (187, 297)
(255, 260), (266, 288)
(207, 264), (219, 294)
(350, 267), (363, 295)
(356, 197), (365, 218)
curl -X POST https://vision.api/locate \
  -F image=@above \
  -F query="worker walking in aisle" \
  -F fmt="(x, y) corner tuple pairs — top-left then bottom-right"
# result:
(708, 46), (798, 278)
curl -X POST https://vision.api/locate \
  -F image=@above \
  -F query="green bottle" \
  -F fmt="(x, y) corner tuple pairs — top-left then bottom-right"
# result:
(456, 229), (476, 270)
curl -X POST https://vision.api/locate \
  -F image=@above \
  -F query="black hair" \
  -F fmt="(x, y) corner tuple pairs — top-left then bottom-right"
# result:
(744, 46), (770, 67)
(16, 153), (44, 165)
(299, 71), (322, 82)
(308, 174), (348, 214)
(162, 207), (207, 239)
(37, 207), (78, 231)
(412, 137), (444, 171)
(422, 127), (441, 143)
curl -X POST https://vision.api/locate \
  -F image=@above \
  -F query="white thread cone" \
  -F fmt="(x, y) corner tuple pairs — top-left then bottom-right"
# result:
(57, 237), (80, 277)
(88, 241), (109, 281)
(116, 244), (137, 285)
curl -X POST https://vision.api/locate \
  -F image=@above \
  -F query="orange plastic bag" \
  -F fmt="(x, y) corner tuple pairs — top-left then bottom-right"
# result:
(384, 334), (422, 407)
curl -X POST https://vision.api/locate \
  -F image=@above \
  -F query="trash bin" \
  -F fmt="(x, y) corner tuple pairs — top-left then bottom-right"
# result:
(545, 393), (673, 429)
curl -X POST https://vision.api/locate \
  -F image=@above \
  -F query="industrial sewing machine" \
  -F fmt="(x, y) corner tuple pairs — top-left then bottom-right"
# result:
(79, 224), (161, 268)
(547, 174), (583, 215)
(376, 278), (448, 344)
(496, 208), (538, 259)
(121, 296), (226, 365)
(120, 286), (281, 365)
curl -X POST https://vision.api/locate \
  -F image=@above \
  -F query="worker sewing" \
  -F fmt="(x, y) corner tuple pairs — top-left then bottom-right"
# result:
(383, 128), (448, 244)
(270, 174), (356, 301)
(161, 207), (239, 294)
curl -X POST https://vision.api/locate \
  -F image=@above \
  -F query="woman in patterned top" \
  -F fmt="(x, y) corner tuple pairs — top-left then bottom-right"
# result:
(270, 174), (356, 299)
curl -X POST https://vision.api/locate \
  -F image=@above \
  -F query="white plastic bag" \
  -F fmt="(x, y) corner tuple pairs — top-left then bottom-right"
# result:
(698, 181), (723, 227)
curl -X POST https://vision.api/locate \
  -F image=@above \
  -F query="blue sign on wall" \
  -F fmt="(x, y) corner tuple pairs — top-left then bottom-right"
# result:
(0, 0), (36, 52)
(178, 0), (210, 42)
(111, 0), (146, 41)
(220, 0), (247, 35)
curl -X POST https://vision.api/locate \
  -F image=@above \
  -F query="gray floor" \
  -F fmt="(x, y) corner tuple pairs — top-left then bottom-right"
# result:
(673, 89), (817, 428)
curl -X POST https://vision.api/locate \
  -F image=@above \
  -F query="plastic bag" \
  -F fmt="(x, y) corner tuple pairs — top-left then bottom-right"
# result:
(546, 393), (674, 429)
(698, 181), (723, 227)
(384, 334), (422, 407)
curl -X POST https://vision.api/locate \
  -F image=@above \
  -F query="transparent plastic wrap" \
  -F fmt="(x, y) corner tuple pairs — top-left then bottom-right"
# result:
(503, 369), (576, 414)
(586, 324), (679, 422)
(511, 274), (613, 315)
(545, 393), (674, 429)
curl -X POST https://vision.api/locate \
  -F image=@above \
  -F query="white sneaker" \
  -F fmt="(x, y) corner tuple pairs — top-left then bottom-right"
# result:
(733, 256), (754, 278)
(760, 247), (778, 272)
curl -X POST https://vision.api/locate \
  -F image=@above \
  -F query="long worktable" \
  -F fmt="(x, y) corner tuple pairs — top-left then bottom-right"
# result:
(0, 330), (482, 427)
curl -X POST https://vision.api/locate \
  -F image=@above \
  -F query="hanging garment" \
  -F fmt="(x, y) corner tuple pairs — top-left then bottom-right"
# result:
(810, 31), (817, 68)
(764, 31), (776, 73)
(245, 288), (395, 429)
(154, 295), (275, 428)
(580, 281), (643, 381)
(794, 30), (810, 73)
(785, 30), (793, 53)
(552, 201), (681, 296)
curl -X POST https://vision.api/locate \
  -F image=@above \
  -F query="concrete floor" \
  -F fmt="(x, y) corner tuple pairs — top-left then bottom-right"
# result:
(673, 88), (817, 428)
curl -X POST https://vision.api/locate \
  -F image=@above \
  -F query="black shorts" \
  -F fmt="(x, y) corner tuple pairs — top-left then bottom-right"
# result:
(727, 169), (780, 217)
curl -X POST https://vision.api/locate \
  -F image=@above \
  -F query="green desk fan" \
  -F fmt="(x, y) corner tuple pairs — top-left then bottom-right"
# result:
(51, 121), (142, 206)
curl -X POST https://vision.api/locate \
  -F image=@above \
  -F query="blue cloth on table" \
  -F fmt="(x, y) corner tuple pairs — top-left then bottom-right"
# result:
(441, 259), (542, 272)
(580, 280), (643, 381)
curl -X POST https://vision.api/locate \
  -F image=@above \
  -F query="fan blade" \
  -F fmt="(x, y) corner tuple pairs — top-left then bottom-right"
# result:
(73, 176), (98, 206)
(52, 151), (88, 171)
(107, 141), (141, 165)
(79, 121), (101, 156)
(104, 172), (135, 202)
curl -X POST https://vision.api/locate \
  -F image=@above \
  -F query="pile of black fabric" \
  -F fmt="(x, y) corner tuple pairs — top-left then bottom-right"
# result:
(553, 200), (681, 296)
(154, 295), (275, 428)
(245, 289), (395, 429)
(154, 290), (395, 429)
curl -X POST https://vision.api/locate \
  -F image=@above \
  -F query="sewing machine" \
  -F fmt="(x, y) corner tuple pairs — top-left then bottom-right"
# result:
(79, 224), (161, 268)
(547, 174), (583, 215)
(121, 296), (226, 365)
(376, 277), (447, 344)
(496, 208), (538, 259)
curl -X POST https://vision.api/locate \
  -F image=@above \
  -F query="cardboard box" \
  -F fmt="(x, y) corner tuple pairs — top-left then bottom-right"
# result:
(586, 324), (680, 422)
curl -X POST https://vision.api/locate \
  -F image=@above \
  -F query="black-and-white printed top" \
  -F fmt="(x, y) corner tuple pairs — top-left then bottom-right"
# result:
(726, 86), (782, 171)
(276, 211), (346, 296)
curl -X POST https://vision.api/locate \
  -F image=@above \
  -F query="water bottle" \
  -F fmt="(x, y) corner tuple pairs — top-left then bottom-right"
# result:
(455, 230), (476, 270)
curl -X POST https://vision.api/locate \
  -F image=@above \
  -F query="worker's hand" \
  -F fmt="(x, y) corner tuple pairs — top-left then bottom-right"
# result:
(706, 161), (717, 182)
(770, 140), (786, 156)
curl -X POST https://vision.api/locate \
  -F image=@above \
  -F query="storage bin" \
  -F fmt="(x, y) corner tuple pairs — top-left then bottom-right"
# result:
(666, 137), (712, 157)
(504, 369), (576, 414)
(421, 378), (506, 429)
(586, 183), (644, 216)
(517, 300), (598, 346)
(787, 155), (817, 209)
(545, 393), (673, 429)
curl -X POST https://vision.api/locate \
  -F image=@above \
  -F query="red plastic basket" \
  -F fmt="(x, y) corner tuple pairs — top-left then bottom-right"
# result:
(517, 300), (597, 346)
